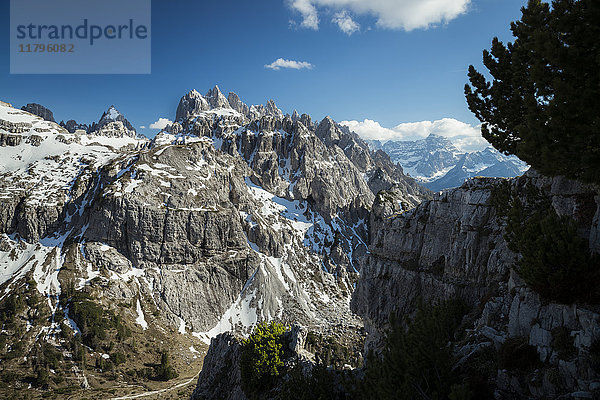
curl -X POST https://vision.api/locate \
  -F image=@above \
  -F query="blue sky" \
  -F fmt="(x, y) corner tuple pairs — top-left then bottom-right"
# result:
(0, 0), (527, 146)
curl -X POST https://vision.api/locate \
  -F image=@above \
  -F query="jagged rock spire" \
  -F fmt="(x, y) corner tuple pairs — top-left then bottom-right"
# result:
(176, 89), (210, 121)
(96, 105), (136, 134)
(205, 85), (231, 109)
(227, 92), (249, 115)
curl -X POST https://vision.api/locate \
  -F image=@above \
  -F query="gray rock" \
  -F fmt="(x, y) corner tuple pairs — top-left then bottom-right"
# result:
(21, 103), (55, 122)
(91, 105), (137, 137)
(205, 85), (231, 110)
(228, 92), (249, 116)
(353, 171), (600, 397)
(191, 333), (247, 400)
(176, 89), (210, 121)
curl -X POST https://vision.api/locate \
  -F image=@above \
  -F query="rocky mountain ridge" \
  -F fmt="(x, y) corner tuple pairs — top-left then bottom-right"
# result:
(21, 103), (55, 122)
(57, 105), (138, 138)
(0, 88), (428, 397)
(368, 135), (529, 190)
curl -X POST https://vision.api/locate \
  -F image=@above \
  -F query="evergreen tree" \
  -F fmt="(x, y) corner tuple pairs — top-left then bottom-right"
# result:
(506, 203), (600, 303)
(465, 0), (600, 183)
(362, 300), (467, 400)
(154, 350), (178, 381)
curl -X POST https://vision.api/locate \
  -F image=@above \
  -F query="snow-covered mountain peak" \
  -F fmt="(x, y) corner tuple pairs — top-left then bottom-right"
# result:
(205, 85), (232, 109)
(265, 99), (283, 118)
(93, 105), (137, 137)
(291, 109), (300, 122)
(366, 134), (529, 190)
(103, 105), (121, 121)
(0, 100), (147, 222)
(177, 87), (291, 123)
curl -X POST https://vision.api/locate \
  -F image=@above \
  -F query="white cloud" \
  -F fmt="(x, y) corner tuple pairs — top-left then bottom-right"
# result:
(332, 11), (360, 35)
(265, 58), (314, 70)
(288, 0), (470, 32)
(149, 118), (172, 130)
(289, 0), (320, 29)
(340, 118), (488, 152)
(139, 125), (146, 129)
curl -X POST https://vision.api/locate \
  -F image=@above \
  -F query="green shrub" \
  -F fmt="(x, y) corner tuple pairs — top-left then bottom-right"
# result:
(305, 332), (354, 369)
(68, 292), (131, 350)
(96, 357), (113, 371)
(0, 370), (18, 384)
(240, 321), (288, 397)
(41, 343), (63, 370)
(498, 337), (539, 371)
(456, 345), (497, 399)
(111, 352), (127, 366)
(34, 367), (50, 388)
(0, 293), (25, 326)
(154, 350), (178, 381)
(5, 340), (25, 359)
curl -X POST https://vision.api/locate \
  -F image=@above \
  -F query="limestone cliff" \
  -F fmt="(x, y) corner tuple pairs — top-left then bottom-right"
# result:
(352, 171), (600, 397)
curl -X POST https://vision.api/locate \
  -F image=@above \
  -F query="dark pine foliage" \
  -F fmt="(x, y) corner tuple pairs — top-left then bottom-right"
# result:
(361, 299), (468, 400)
(154, 350), (178, 381)
(465, 0), (600, 183)
(496, 183), (600, 304)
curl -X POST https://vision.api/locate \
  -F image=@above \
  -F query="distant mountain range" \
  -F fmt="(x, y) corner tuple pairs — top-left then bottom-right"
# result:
(367, 134), (529, 191)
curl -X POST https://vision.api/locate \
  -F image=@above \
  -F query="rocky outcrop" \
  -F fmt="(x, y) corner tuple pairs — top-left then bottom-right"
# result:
(0, 133), (22, 146)
(21, 103), (55, 122)
(352, 171), (600, 397)
(89, 105), (137, 137)
(191, 324), (361, 400)
(191, 333), (246, 400)
(0, 119), (31, 134)
(291, 110), (300, 123)
(205, 85), (232, 109)
(353, 177), (511, 350)
(228, 92), (249, 116)
(176, 90), (211, 121)
(60, 119), (90, 133)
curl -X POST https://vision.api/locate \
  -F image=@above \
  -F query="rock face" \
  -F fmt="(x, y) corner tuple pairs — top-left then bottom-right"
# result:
(205, 85), (232, 109)
(352, 171), (600, 397)
(191, 324), (359, 400)
(191, 333), (246, 400)
(176, 89), (211, 121)
(21, 103), (55, 122)
(228, 92), (249, 116)
(141, 89), (429, 334)
(353, 177), (512, 349)
(0, 133), (23, 146)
